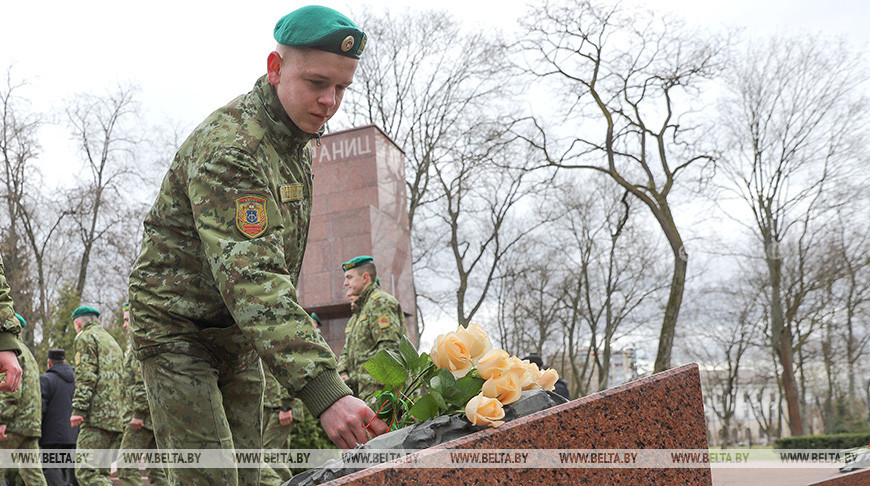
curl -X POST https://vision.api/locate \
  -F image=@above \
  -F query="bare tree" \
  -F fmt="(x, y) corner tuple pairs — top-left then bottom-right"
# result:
(718, 33), (868, 436)
(64, 85), (144, 300)
(430, 128), (536, 328)
(341, 9), (515, 337)
(513, 0), (726, 372)
(685, 285), (762, 447)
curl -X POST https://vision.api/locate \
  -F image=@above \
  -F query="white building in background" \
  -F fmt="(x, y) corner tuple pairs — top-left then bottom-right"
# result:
(701, 367), (788, 446)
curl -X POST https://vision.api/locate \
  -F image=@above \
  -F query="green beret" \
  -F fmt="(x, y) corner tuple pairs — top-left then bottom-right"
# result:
(15, 313), (26, 328)
(123, 302), (130, 312)
(341, 255), (373, 272)
(310, 313), (322, 327)
(274, 5), (366, 59)
(71, 306), (101, 319)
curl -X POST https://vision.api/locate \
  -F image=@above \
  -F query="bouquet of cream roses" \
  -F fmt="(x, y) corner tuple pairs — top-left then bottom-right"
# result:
(363, 323), (560, 431)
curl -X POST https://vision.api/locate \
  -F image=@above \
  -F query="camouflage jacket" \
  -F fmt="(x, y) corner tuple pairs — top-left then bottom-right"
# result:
(128, 75), (350, 418)
(0, 254), (21, 354)
(72, 321), (125, 432)
(337, 283), (406, 402)
(0, 343), (41, 437)
(123, 345), (152, 429)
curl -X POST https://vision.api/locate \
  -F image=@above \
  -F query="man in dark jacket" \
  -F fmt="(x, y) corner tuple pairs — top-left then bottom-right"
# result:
(39, 348), (79, 486)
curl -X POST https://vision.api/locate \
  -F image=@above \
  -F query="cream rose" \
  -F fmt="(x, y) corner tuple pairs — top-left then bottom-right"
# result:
(455, 322), (492, 363)
(481, 372), (523, 405)
(476, 349), (510, 380)
(429, 332), (473, 379)
(504, 356), (537, 390)
(465, 393), (505, 427)
(538, 368), (559, 391)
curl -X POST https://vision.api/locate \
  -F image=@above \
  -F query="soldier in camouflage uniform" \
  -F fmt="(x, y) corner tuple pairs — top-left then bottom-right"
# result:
(337, 257), (407, 405)
(0, 315), (47, 486)
(127, 6), (386, 485)
(69, 306), (124, 486)
(118, 305), (167, 486)
(0, 254), (23, 393)
(259, 364), (304, 485)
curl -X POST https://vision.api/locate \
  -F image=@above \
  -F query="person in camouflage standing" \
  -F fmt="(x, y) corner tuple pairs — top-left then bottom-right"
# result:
(0, 315), (47, 486)
(337, 256), (407, 405)
(127, 6), (387, 485)
(69, 306), (124, 486)
(259, 363), (304, 486)
(0, 254), (23, 393)
(118, 304), (166, 486)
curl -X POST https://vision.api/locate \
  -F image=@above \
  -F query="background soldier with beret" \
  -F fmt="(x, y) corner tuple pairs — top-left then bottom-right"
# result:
(259, 364), (303, 486)
(337, 256), (408, 405)
(0, 314), (47, 486)
(39, 348), (79, 486)
(127, 5), (386, 485)
(0, 254), (23, 393)
(69, 306), (124, 486)
(118, 304), (166, 486)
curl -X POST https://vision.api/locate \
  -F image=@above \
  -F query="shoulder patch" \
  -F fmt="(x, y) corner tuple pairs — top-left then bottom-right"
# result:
(236, 195), (268, 238)
(378, 315), (390, 329)
(280, 183), (303, 202)
(75, 352), (81, 365)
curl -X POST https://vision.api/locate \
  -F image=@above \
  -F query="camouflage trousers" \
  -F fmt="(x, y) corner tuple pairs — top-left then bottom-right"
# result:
(259, 408), (294, 486)
(75, 425), (121, 486)
(118, 425), (167, 486)
(0, 433), (48, 486)
(140, 326), (264, 486)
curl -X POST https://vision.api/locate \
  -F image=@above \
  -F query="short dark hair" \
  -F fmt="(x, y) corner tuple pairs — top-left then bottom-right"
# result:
(48, 348), (66, 365)
(354, 262), (377, 281)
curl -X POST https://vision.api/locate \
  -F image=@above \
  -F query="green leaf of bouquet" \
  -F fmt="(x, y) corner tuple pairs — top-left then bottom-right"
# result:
(428, 389), (448, 411)
(449, 374), (485, 407)
(408, 394), (439, 422)
(364, 350), (409, 387)
(399, 335), (420, 369)
(429, 369), (456, 396)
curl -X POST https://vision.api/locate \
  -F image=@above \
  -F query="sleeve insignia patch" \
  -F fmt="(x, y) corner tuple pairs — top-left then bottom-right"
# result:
(378, 315), (390, 329)
(75, 352), (81, 365)
(280, 183), (303, 202)
(236, 196), (268, 238)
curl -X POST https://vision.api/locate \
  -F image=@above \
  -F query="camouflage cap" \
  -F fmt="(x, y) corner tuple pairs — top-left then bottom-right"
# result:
(71, 306), (100, 319)
(341, 255), (373, 272)
(274, 5), (366, 59)
(15, 313), (26, 328)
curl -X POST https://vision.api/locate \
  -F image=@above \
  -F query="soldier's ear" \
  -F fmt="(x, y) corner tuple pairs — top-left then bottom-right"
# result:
(267, 51), (283, 85)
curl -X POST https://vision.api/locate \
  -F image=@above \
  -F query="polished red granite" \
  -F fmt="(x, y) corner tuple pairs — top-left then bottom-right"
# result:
(326, 363), (712, 485)
(808, 469), (870, 485)
(297, 125), (418, 351)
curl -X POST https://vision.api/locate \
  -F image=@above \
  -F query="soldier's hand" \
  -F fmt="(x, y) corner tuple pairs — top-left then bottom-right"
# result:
(130, 418), (144, 430)
(279, 410), (293, 426)
(70, 415), (84, 428)
(0, 351), (22, 392)
(319, 395), (388, 449)
(0, 423), (7, 441)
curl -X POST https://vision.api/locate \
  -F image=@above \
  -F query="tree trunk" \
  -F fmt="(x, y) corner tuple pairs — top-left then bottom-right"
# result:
(654, 250), (687, 373)
(768, 253), (804, 436)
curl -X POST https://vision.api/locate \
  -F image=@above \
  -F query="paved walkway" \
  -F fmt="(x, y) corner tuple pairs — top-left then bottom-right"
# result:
(712, 463), (843, 485)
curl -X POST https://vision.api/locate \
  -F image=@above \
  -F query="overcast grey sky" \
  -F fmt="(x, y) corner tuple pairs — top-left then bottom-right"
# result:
(2, 0), (867, 348)
(2, 0), (866, 183)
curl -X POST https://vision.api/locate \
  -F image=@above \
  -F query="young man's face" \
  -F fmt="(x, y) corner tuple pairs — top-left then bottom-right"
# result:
(123, 311), (130, 333)
(343, 269), (370, 300)
(268, 47), (358, 134)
